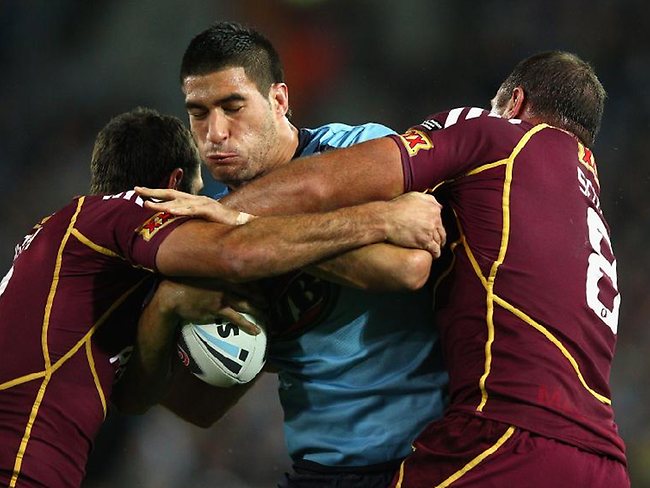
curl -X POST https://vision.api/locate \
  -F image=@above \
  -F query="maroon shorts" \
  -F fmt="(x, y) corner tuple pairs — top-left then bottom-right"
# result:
(391, 412), (629, 488)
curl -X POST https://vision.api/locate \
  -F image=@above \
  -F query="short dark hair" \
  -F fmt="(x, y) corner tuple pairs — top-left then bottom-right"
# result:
(494, 51), (606, 146)
(90, 107), (201, 195)
(180, 21), (284, 95)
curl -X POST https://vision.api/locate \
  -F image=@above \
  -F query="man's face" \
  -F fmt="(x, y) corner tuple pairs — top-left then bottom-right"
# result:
(183, 67), (281, 188)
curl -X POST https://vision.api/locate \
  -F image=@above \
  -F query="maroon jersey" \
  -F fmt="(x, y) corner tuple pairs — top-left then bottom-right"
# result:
(0, 191), (187, 487)
(388, 108), (625, 463)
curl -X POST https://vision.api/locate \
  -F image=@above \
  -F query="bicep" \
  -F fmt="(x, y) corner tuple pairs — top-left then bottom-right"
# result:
(222, 137), (404, 215)
(307, 243), (432, 292)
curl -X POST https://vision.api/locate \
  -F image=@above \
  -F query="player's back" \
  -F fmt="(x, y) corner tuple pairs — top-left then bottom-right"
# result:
(0, 193), (179, 487)
(391, 108), (625, 464)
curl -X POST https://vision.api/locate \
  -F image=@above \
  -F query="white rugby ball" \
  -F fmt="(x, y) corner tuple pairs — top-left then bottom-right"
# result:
(176, 313), (267, 387)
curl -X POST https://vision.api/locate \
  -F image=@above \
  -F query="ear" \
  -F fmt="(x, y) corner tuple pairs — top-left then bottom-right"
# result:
(502, 86), (526, 119)
(166, 168), (184, 190)
(269, 83), (289, 117)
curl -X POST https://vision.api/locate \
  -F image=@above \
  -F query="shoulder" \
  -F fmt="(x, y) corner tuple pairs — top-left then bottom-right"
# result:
(77, 191), (172, 238)
(397, 107), (536, 155)
(84, 191), (148, 211)
(303, 122), (395, 151)
(419, 107), (530, 133)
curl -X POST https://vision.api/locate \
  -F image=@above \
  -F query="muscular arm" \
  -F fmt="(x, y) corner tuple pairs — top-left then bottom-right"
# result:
(156, 193), (442, 281)
(305, 245), (433, 291)
(219, 137), (436, 289)
(220, 137), (404, 214)
(111, 283), (179, 414)
(160, 365), (258, 428)
(144, 138), (438, 289)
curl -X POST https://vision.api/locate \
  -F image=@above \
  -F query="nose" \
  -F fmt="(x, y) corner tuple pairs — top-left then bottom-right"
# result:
(206, 110), (228, 144)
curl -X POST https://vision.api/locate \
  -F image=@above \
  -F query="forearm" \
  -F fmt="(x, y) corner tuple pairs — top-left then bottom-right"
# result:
(306, 244), (432, 291)
(158, 201), (393, 281)
(112, 286), (179, 414)
(161, 365), (257, 428)
(220, 137), (404, 215)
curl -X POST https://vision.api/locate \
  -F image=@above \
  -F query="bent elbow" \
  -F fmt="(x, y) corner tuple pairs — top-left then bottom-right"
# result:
(395, 252), (432, 291)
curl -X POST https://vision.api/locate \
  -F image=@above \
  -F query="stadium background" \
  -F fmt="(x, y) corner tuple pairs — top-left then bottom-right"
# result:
(1, 0), (648, 486)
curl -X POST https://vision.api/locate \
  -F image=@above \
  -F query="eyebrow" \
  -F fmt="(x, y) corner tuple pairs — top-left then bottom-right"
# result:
(185, 93), (246, 110)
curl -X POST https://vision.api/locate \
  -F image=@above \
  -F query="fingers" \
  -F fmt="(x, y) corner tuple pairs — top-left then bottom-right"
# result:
(427, 240), (442, 260)
(134, 187), (181, 201)
(225, 295), (266, 317)
(216, 307), (261, 336)
(144, 200), (189, 215)
(386, 191), (447, 255)
(135, 186), (194, 216)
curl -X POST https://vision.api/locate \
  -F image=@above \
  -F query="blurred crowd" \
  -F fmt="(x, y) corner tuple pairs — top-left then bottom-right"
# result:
(1, 0), (648, 486)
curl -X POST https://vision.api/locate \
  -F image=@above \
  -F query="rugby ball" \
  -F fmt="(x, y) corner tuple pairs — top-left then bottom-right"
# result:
(176, 313), (267, 387)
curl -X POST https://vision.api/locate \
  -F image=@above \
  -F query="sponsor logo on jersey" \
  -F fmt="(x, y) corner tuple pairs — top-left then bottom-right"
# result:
(421, 119), (443, 131)
(398, 129), (433, 156)
(269, 272), (339, 339)
(137, 211), (181, 241)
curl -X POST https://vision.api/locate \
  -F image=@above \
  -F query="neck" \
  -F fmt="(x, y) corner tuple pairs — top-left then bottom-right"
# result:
(276, 118), (300, 166)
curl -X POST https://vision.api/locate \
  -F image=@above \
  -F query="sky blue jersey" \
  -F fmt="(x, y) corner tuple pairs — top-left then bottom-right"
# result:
(267, 123), (448, 467)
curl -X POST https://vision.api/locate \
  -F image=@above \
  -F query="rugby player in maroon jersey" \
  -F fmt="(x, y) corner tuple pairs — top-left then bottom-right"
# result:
(141, 51), (629, 487)
(0, 107), (445, 488)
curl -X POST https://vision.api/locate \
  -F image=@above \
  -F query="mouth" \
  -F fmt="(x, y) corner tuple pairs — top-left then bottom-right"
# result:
(205, 152), (239, 164)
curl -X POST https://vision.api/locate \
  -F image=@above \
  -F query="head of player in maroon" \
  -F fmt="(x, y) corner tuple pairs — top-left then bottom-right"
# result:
(90, 106), (204, 195)
(491, 51), (606, 146)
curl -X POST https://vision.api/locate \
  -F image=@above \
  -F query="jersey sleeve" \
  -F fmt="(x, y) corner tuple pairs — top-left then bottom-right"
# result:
(387, 107), (518, 192)
(78, 193), (190, 272)
(125, 210), (189, 271)
(336, 123), (395, 145)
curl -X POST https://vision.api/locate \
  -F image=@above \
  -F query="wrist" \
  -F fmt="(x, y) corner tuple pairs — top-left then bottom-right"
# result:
(352, 201), (391, 243)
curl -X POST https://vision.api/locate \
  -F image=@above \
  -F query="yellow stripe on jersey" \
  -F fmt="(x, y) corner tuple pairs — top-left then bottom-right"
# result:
(454, 231), (611, 406)
(71, 227), (122, 259)
(41, 197), (86, 369)
(493, 296), (611, 405)
(85, 340), (107, 417)
(465, 158), (509, 177)
(7, 276), (150, 486)
(434, 426), (516, 488)
(477, 123), (549, 412)
(394, 458), (406, 488)
(421, 157), (509, 195)
(9, 375), (52, 488)
(450, 123), (610, 410)
(0, 371), (47, 391)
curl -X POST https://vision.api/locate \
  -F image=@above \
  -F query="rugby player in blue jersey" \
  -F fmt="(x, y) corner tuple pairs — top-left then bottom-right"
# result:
(140, 22), (448, 488)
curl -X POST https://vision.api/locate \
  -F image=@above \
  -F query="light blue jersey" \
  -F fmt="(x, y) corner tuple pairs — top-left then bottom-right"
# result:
(267, 123), (448, 467)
